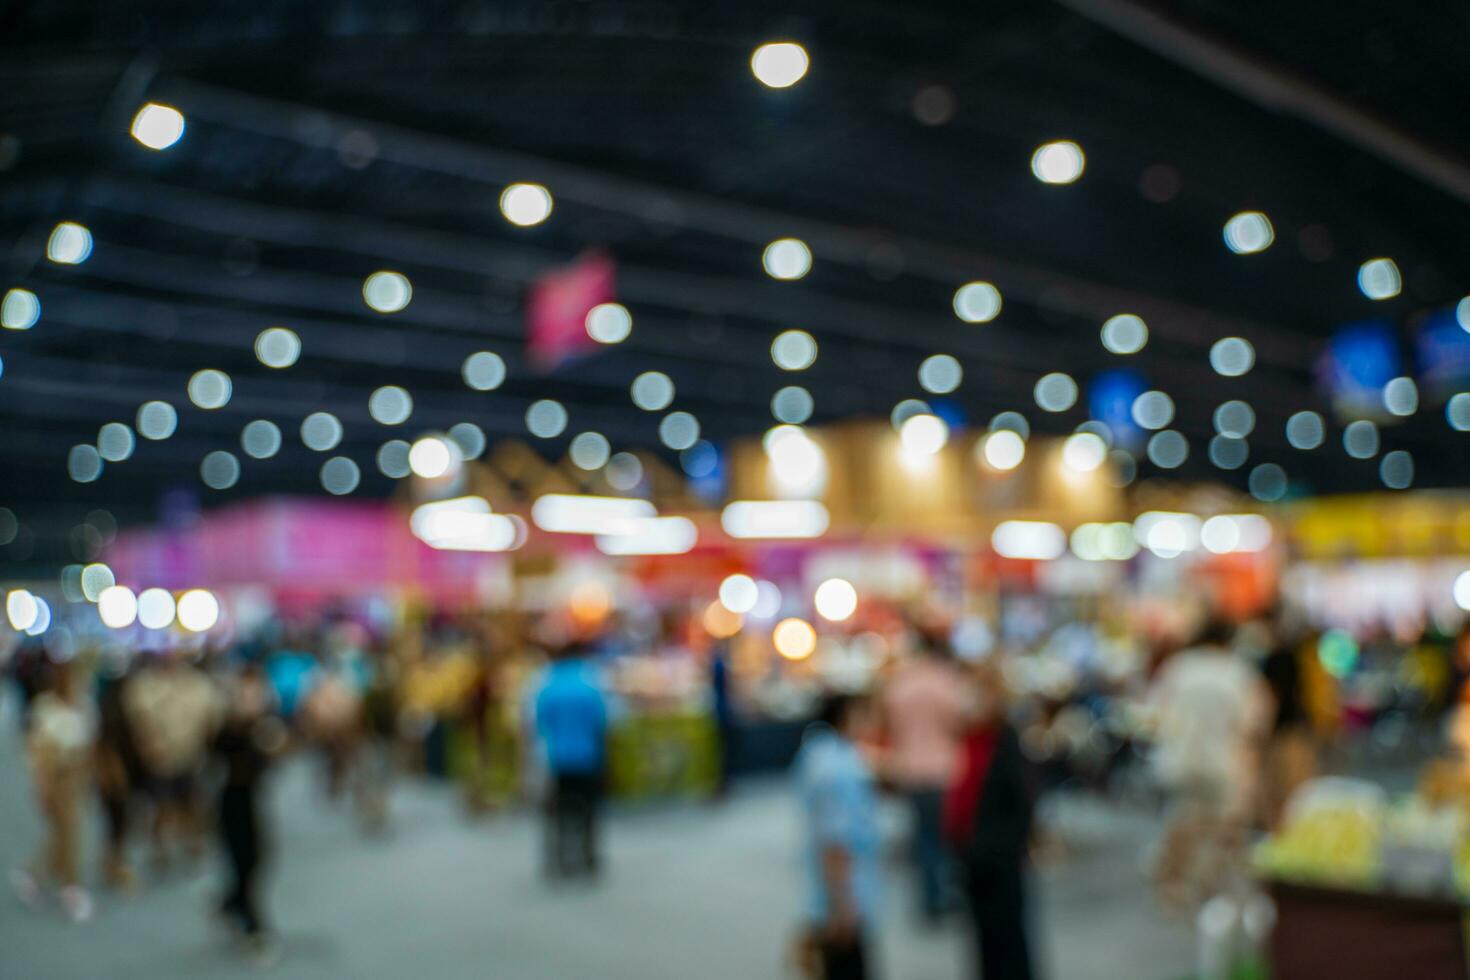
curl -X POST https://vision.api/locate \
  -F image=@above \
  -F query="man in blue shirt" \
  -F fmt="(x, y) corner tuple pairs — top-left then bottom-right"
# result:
(534, 643), (609, 879)
(795, 694), (881, 979)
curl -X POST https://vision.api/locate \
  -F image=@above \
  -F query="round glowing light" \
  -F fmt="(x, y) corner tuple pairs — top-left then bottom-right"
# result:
(6, 589), (38, 631)
(68, 445), (103, 483)
(241, 420), (281, 459)
(137, 401), (177, 440)
(254, 326), (300, 368)
(1101, 313), (1147, 354)
(80, 563), (115, 602)
(982, 430), (1026, 471)
(1380, 450), (1413, 490)
(632, 372), (675, 411)
(409, 436), (453, 478)
(585, 302), (633, 344)
(362, 270), (412, 313)
(176, 589), (220, 632)
(1383, 377), (1418, 417)
(1455, 571), (1470, 612)
(953, 282), (1002, 323)
(750, 41), (809, 89)
(1223, 211), (1275, 254)
(1147, 430), (1189, 469)
(681, 441), (719, 479)
(762, 238), (812, 280)
(606, 452), (643, 491)
(719, 574), (759, 614)
(1034, 372), (1078, 413)
(97, 422), (135, 462)
(321, 456), (360, 495)
(570, 431), (611, 470)
(130, 103), (185, 150)
(772, 386), (814, 424)
(46, 222), (92, 265)
(1131, 390), (1174, 430)
(1287, 411), (1326, 449)
(1101, 522), (1140, 561)
(918, 354), (962, 394)
(136, 588), (176, 630)
(301, 412), (344, 451)
(1031, 140), (1085, 184)
(1076, 420), (1113, 446)
(201, 450), (241, 490)
(1344, 419), (1379, 459)
(526, 399), (569, 438)
(1209, 436), (1249, 471)
(814, 578), (858, 622)
(752, 581), (783, 619)
(771, 329), (818, 371)
(377, 439), (411, 478)
(22, 596), (49, 637)
(765, 425), (826, 496)
(2, 288), (40, 330)
(97, 585), (138, 629)
(1214, 400), (1256, 438)
(448, 422), (485, 460)
(1210, 338), (1255, 377)
(990, 412), (1030, 439)
(462, 351), (506, 391)
(368, 385), (413, 425)
(499, 182), (553, 226)
(1201, 516), (1242, 555)
(891, 399), (931, 431)
(1358, 258), (1401, 300)
(1062, 432), (1107, 472)
(703, 601), (744, 640)
(1448, 393), (1470, 432)
(188, 369), (232, 409)
(1458, 297), (1470, 333)
(1249, 463), (1288, 502)
(773, 617), (818, 660)
(659, 411), (700, 451)
(900, 413), (949, 456)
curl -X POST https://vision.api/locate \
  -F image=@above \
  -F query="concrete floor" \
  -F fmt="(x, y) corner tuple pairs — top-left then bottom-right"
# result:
(1, 720), (1194, 979)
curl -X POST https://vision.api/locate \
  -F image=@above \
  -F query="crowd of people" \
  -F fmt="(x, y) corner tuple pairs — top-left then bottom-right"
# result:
(5, 602), (1467, 977)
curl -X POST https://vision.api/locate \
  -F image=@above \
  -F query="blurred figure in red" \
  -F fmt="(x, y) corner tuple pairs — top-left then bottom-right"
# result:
(945, 662), (1037, 980)
(880, 634), (969, 923)
(11, 660), (97, 922)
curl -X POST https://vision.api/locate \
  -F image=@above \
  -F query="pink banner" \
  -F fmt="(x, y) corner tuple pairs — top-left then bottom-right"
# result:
(525, 250), (615, 371)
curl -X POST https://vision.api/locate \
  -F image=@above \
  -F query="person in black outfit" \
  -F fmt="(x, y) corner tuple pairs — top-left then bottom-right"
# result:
(213, 665), (278, 958)
(1260, 626), (1315, 830)
(96, 661), (143, 890)
(946, 666), (1037, 980)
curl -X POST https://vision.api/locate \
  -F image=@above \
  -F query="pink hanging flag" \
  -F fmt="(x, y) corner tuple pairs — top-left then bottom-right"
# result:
(525, 250), (616, 371)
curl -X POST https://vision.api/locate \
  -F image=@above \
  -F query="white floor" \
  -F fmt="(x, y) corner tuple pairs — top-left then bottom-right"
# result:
(0, 715), (1194, 979)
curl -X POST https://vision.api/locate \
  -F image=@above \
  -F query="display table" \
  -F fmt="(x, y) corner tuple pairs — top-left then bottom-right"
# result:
(1266, 879), (1468, 979)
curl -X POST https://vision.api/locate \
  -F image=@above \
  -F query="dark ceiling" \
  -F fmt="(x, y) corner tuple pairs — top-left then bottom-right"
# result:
(2, 0), (1469, 568)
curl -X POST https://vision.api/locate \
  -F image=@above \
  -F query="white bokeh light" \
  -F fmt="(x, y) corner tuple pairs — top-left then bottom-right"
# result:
(47, 222), (92, 265)
(1358, 258), (1401, 300)
(188, 369), (232, 409)
(1101, 314), (1147, 354)
(255, 327), (301, 369)
(97, 422), (135, 462)
(68, 445), (103, 483)
(321, 456), (360, 495)
(750, 42), (809, 88)
(918, 354), (962, 394)
(1223, 211), (1274, 254)
(981, 430), (1026, 471)
(570, 432), (612, 470)
(526, 399), (569, 439)
(1383, 377), (1419, 417)
(1063, 432), (1107, 472)
(631, 372), (675, 411)
(242, 420), (282, 459)
(130, 103), (185, 150)
(499, 183), (553, 226)
(448, 422), (485, 460)
(1214, 400), (1256, 438)
(176, 589), (220, 632)
(462, 351), (506, 390)
(201, 450), (241, 490)
(771, 386), (814, 424)
(368, 386), (413, 425)
(98, 585), (138, 629)
(137, 588), (176, 630)
(900, 413), (948, 456)
(1380, 450), (1413, 490)
(1031, 141), (1085, 184)
(1147, 430), (1189, 469)
(1287, 411), (1326, 449)
(1210, 337), (1255, 377)
(1131, 390), (1174, 430)
(301, 412), (343, 451)
(1249, 463), (1288, 502)
(1034, 372), (1078, 413)
(1448, 393), (1470, 432)
(771, 330), (818, 371)
(409, 436), (456, 478)
(585, 303), (633, 344)
(814, 578), (858, 622)
(720, 574), (759, 614)
(953, 282), (1002, 323)
(377, 439), (411, 478)
(606, 452), (643, 491)
(659, 411), (700, 451)
(762, 238), (812, 280)
(1209, 436), (1249, 471)
(137, 401), (177, 440)
(891, 399), (931, 431)
(363, 271), (412, 313)
(1344, 419), (1380, 459)
(2, 288), (40, 330)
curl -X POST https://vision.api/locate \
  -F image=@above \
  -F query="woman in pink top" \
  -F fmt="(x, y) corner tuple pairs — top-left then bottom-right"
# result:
(880, 641), (969, 922)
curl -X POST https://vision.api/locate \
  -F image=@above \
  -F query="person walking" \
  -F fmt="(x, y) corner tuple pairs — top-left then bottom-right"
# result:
(212, 664), (280, 961)
(880, 638), (968, 922)
(945, 663), (1036, 980)
(95, 659), (143, 891)
(533, 642), (609, 879)
(795, 694), (882, 980)
(11, 661), (97, 922)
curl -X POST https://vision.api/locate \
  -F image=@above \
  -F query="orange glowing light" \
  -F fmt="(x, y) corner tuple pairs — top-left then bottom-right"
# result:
(702, 600), (744, 639)
(773, 617), (817, 660)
